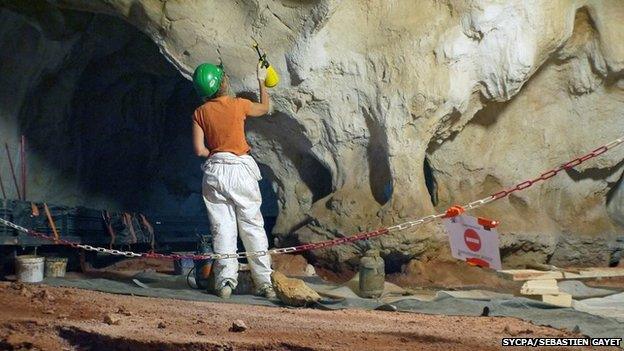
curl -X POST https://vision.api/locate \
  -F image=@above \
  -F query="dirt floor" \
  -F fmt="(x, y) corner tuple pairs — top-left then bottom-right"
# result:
(0, 281), (616, 351)
(386, 257), (522, 292)
(585, 276), (624, 289)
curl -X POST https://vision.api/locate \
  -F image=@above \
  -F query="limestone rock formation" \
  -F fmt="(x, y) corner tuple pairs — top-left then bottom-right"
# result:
(271, 271), (321, 307)
(1, 1), (623, 270)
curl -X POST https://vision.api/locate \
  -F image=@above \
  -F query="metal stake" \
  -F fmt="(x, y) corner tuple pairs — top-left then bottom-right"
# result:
(5, 143), (21, 200)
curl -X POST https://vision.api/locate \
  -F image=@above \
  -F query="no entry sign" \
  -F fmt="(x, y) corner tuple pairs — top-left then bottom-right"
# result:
(443, 214), (502, 269)
(464, 229), (481, 252)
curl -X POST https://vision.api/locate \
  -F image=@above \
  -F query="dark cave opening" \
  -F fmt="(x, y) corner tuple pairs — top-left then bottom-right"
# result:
(1, 7), (279, 223)
(12, 9), (203, 216)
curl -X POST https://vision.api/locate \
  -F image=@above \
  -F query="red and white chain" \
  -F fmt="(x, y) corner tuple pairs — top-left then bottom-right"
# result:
(0, 219), (143, 258)
(0, 136), (622, 260)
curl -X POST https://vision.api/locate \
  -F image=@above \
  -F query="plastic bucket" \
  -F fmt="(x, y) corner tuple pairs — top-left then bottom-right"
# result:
(45, 257), (68, 278)
(15, 255), (44, 283)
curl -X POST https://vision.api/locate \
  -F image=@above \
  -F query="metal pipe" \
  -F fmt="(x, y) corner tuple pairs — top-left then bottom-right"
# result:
(5, 143), (21, 200)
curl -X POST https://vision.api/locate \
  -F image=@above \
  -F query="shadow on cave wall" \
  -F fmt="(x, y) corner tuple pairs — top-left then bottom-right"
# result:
(362, 107), (393, 205)
(258, 163), (279, 218)
(246, 111), (333, 205)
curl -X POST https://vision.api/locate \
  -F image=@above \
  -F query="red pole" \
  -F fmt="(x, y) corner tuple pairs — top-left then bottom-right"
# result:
(21, 135), (26, 200)
(5, 143), (21, 200)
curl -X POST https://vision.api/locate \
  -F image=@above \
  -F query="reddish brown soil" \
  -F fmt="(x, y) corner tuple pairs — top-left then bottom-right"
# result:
(0, 282), (611, 351)
(94, 257), (175, 274)
(584, 276), (624, 290)
(387, 257), (522, 292)
(314, 266), (356, 284)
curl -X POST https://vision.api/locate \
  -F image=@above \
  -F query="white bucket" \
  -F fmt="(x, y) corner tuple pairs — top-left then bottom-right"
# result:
(16, 255), (45, 283)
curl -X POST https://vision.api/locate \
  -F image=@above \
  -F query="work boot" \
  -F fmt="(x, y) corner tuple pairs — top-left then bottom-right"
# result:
(257, 283), (276, 299)
(217, 284), (233, 299)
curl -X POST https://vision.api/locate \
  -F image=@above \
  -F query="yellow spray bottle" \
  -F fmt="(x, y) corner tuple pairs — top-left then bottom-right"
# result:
(252, 38), (280, 88)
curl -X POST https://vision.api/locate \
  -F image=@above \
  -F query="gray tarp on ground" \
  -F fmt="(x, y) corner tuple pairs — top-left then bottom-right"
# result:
(573, 293), (624, 323)
(390, 295), (623, 339)
(43, 274), (624, 341)
(558, 280), (618, 299)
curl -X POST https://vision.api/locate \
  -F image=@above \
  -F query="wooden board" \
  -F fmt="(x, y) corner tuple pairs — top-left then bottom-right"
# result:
(520, 279), (559, 295)
(574, 268), (624, 279)
(525, 293), (572, 308)
(499, 268), (624, 281)
(541, 293), (573, 308)
(498, 269), (564, 281)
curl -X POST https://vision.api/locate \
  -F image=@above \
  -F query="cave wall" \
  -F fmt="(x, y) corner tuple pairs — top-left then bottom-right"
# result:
(2, 0), (624, 270)
(427, 5), (624, 267)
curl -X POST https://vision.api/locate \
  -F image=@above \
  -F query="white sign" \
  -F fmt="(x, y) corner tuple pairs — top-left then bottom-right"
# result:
(443, 214), (502, 270)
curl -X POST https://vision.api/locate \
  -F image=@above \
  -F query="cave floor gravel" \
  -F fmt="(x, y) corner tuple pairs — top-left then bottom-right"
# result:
(0, 282), (616, 351)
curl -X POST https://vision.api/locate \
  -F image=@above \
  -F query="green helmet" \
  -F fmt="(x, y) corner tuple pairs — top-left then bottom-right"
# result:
(193, 63), (224, 99)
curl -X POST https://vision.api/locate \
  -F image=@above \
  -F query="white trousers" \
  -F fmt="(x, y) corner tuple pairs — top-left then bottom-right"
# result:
(201, 152), (272, 290)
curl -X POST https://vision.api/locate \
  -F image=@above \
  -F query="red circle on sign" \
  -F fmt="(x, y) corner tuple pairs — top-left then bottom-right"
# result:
(464, 229), (481, 252)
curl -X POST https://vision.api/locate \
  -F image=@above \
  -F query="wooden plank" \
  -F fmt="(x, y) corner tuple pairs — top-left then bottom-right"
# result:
(499, 268), (624, 281)
(562, 271), (584, 279)
(43, 203), (60, 241)
(520, 279), (559, 295)
(525, 293), (572, 307)
(561, 268), (624, 279)
(498, 269), (564, 281)
(541, 293), (573, 307)
(576, 268), (624, 278)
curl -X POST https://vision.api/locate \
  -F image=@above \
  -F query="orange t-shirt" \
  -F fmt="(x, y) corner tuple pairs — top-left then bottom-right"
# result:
(193, 96), (253, 156)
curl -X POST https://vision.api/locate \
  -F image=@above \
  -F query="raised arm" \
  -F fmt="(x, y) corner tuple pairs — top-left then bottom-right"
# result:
(247, 62), (270, 117)
(192, 120), (211, 157)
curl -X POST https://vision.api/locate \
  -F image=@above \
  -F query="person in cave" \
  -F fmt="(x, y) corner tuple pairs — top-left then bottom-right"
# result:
(191, 62), (275, 299)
